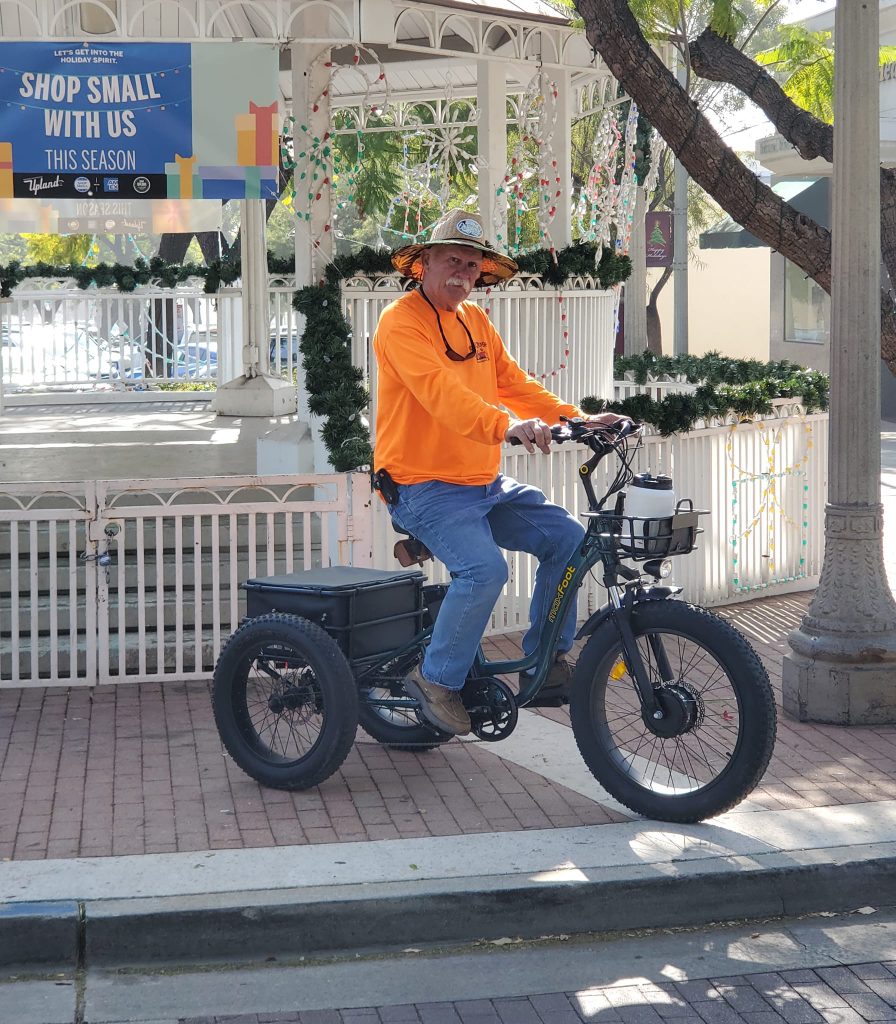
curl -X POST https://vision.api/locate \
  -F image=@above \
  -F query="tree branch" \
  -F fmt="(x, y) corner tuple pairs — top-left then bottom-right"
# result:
(689, 26), (833, 162)
(575, 0), (831, 293)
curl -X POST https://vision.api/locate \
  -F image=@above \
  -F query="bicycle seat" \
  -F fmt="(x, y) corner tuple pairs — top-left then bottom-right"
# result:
(392, 524), (434, 567)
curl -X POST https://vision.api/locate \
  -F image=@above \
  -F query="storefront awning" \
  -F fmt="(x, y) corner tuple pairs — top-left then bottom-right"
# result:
(699, 177), (830, 250)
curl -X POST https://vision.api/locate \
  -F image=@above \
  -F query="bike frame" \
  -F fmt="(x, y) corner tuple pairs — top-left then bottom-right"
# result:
(355, 425), (691, 719)
(355, 513), (671, 718)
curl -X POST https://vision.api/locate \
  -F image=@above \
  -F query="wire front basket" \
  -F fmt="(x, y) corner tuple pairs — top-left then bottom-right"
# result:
(585, 506), (706, 560)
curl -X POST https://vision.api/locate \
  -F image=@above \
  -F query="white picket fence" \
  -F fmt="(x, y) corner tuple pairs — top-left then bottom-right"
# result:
(1, 403), (826, 688)
(0, 276), (615, 410)
(0, 473), (367, 687)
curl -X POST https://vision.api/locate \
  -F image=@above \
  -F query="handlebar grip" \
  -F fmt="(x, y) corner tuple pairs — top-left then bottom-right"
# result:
(508, 424), (571, 446)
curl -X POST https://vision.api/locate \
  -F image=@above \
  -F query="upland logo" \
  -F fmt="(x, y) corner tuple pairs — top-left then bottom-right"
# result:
(547, 564), (576, 622)
(456, 218), (483, 239)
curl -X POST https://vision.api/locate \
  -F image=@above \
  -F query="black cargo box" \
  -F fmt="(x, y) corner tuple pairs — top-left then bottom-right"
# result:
(244, 566), (425, 662)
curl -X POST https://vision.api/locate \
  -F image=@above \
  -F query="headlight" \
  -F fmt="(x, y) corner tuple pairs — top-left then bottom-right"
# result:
(643, 558), (673, 579)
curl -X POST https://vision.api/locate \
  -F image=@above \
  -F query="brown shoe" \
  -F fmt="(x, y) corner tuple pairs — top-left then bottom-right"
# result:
(403, 667), (471, 736)
(520, 656), (573, 708)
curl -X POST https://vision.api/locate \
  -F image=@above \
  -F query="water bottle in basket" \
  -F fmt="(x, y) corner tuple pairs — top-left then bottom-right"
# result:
(621, 473), (676, 556)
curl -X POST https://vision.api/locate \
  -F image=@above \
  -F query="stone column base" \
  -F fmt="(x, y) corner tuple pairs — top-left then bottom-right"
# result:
(256, 421), (314, 475)
(782, 651), (896, 724)
(213, 374), (297, 418)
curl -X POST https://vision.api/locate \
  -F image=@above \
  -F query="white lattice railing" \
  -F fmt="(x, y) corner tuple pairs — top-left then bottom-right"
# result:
(1, 404), (826, 688)
(0, 282), (231, 390)
(0, 473), (371, 687)
(1, 277), (615, 408)
(370, 402), (827, 616)
(341, 275), (617, 433)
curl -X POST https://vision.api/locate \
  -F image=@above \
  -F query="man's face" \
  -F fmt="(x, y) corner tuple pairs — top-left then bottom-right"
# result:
(420, 244), (484, 311)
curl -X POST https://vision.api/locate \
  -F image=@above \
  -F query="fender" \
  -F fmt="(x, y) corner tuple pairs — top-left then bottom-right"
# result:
(574, 585), (683, 640)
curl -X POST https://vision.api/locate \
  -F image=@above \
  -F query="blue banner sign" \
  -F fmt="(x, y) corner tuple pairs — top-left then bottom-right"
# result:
(0, 41), (279, 201)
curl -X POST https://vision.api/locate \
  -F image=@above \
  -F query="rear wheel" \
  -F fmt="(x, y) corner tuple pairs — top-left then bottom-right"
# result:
(570, 601), (776, 822)
(358, 686), (451, 751)
(212, 614), (358, 790)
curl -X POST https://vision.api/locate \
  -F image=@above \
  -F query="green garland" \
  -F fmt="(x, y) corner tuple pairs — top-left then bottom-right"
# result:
(293, 281), (373, 473)
(582, 352), (829, 435)
(0, 243), (629, 299)
(0, 253), (300, 298)
(614, 350), (816, 387)
(295, 242), (632, 471)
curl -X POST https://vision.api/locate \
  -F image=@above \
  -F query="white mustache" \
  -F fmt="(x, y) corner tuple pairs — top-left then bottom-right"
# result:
(446, 277), (469, 287)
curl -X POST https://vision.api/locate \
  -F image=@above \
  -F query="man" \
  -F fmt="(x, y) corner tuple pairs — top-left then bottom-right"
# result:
(373, 209), (621, 737)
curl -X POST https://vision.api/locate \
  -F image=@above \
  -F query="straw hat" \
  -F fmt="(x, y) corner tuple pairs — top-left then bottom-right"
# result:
(391, 210), (519, 287)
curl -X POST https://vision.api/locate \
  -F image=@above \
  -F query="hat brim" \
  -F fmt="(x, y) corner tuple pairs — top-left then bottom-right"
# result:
(391, 239), (519, 288)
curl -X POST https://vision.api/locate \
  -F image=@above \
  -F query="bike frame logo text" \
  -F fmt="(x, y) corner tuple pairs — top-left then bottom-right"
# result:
(547, 564), (576, 622)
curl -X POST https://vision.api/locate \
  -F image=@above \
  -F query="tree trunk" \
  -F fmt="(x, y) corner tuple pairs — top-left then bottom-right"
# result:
(574, 0), (896, 374)
(646, 265), (673, 354)
(689, 26), (896, 372)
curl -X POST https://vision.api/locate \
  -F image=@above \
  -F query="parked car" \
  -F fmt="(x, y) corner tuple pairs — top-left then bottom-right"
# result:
(106, 340), (217, 382)
(174, 342), (217, 379)
(270, 332), (299, 367)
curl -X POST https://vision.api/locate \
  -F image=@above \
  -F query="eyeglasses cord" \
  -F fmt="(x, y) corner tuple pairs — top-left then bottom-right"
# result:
(418, 286), (477, 361)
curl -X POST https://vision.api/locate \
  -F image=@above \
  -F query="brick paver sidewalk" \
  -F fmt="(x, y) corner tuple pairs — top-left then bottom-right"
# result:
(178, 961), (896, 1023)
(2, 591), (896, 861)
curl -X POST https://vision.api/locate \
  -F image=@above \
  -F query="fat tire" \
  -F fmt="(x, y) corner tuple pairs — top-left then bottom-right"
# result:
(570, 601), (776, 823)
(213, 613), (358, 790)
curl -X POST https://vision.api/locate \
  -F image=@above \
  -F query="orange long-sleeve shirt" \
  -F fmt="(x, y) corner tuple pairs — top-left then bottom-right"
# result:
(373, 288), (583, 485)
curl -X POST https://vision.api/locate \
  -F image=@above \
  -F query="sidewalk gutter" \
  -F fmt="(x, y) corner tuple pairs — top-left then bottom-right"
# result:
(3, 800), (896, 971)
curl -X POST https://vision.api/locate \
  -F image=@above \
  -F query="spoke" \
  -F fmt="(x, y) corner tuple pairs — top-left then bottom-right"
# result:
(600, 627), (744, 796)
(240, 648), (324, 763)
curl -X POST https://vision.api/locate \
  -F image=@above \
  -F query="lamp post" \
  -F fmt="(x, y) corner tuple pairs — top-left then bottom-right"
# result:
(782, 0), (896, 723)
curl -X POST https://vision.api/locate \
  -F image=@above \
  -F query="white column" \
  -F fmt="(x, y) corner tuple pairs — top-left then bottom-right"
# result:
(241, 199), (270, 378)
(477, 59), (507, 247)
(551, 69), (573, 249)
(624, 186), (647, 354)
(215, 201), (296, 416)
(783, 0), (896, 722)
(292, 41), (333, 288)
(284, 39), (335, 471)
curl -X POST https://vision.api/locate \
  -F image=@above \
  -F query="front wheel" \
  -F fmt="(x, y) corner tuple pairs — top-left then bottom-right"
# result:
(570, 601), (776, 823)
(212, 614), (359, 790)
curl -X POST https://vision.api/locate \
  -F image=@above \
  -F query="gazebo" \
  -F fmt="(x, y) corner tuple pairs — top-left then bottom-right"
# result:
(0, 0), (630, 431)
(0, 1), (827, 690)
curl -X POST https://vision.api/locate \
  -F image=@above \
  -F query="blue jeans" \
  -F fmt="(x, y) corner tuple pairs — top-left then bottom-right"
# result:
(389, 475), (585, 690)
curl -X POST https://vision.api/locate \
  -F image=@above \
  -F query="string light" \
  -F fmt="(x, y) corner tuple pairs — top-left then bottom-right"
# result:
(289, 54), (640, 383)
(728, 416), (814, 592)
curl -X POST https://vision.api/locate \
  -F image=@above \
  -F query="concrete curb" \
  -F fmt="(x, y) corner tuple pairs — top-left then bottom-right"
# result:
(4, 849), (896, 971)
(0, 901), (80, 970)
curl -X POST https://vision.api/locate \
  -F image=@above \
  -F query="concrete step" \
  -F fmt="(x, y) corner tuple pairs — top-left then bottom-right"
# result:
(2, 625), (222, 680)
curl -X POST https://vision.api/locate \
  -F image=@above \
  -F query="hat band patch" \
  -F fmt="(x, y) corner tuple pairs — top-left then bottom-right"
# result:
(456, 218), (483, 239)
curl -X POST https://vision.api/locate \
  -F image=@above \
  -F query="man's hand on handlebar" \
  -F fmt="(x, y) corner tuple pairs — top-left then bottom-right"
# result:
(506, 414), (639, 452)
(505, 417), (553, 454)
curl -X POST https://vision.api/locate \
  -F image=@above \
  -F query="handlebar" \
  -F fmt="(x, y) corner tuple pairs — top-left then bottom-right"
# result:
(508, 416), (642, 450)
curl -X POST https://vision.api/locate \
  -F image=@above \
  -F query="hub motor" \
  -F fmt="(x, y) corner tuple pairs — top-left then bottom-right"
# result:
(644, 681), (705, 738)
